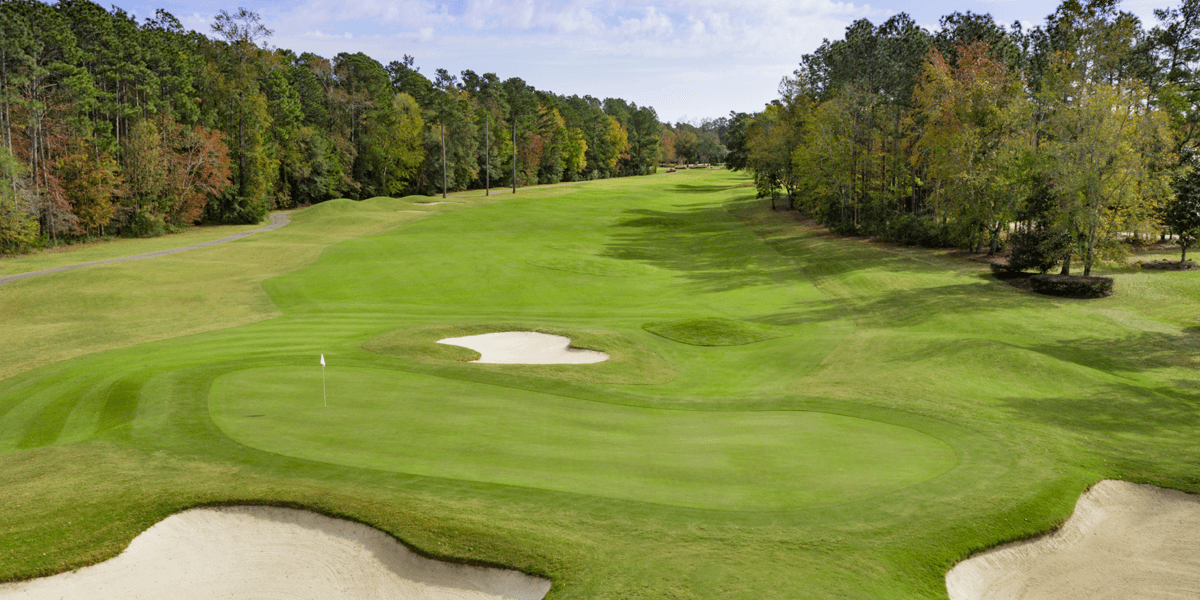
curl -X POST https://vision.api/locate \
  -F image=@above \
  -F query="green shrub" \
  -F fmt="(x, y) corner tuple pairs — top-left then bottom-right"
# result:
(1007, 228), (1071, 273)
(128, 209), (166, 238)
(1028, 274), (1113, 298)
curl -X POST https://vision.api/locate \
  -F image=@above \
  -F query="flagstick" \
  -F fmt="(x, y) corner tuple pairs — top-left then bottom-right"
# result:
(322, 363), (327, 408)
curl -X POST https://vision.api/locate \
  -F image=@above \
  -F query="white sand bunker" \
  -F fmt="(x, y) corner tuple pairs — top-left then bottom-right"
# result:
(0, 506), (551, 600)
(947, 479), (1200, 600)
(437, 332), (609, 364)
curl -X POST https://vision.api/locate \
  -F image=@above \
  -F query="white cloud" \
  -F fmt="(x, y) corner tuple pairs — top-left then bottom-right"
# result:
(155, 0), (890, 119)
(615, 7), (674, 37)
(304, 30), (354, 40)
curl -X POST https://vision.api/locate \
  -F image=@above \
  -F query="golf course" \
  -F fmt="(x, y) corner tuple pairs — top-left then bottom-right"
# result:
(2, 168), (1199, 598)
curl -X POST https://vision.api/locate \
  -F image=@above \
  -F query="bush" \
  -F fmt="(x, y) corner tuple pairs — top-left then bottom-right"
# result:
(1007, 228), (1070, 273)
(128, 209), (166, 238)
(1028, 274), (1113, 298)
(883, 214), (930, 246)
(1139, 259), (1200, 271)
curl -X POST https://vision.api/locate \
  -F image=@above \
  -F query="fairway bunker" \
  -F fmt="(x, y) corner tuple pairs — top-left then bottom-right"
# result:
(946, 480), (1200, 600)
(0, 506), (550, 600)
(437, 331), (609, 364)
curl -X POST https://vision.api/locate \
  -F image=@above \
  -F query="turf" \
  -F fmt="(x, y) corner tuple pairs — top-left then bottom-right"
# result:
(643, 317), (792, 346)
(1, 170), (1199, 599)
(210, 366), (956, 511)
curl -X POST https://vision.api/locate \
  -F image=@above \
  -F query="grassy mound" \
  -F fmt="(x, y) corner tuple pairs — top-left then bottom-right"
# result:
(642, 317), (791, 346)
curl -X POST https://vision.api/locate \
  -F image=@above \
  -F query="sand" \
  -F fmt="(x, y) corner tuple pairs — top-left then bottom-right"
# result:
(946, 479), (1200, 600)
(0, 506), (551, 600)
(437, 332), (609, 364)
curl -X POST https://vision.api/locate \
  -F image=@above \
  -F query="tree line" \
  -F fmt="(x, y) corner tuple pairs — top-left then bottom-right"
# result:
(0, 1), (664, 253)
(733, 0), (1200, 275)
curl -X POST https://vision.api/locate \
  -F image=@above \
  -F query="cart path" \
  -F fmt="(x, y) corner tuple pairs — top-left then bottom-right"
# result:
(0, 211), (296, 288)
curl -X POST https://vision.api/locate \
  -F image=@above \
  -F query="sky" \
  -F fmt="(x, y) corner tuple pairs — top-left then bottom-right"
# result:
(116, 0), (1175, 124)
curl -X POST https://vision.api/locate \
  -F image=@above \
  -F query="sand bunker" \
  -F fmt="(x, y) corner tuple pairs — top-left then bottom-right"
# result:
(946, 479), (1200, 600)
(0, 506), (551, 600)
(437, 332), (609, 364)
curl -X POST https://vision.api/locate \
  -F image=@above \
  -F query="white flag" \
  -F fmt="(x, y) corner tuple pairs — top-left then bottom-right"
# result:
(320, 354), (325, 367)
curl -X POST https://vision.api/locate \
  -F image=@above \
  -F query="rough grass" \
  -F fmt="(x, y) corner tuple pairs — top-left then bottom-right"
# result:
(2, 170), (1200, 599)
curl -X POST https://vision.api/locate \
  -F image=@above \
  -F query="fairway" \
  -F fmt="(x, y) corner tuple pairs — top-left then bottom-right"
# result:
(3, 169), (1200, 599)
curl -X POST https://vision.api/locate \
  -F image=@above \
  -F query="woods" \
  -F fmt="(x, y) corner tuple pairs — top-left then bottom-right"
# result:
(0, 1), (663, 254)
(741, 0), (1199, 273)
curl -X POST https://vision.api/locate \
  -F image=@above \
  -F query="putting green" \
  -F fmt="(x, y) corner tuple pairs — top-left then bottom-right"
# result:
(209, 366), (958, 511)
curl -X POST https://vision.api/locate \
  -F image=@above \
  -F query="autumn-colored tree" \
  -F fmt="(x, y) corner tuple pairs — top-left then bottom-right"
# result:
(911, 41), (1032, 255)
(602, 115), (629, 173)
(162, 117), (232, 225)
(562, 128), (587, 179)
(57, 141), (119, 235)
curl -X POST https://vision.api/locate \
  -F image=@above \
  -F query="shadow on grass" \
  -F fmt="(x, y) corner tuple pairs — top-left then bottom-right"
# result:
(601, 200), (1058, 330)
(998, 381), (1200, 465)
(1023, 330), (1200, 374)
(601, 202), (942, 297)
(668, 182), (753, 194)
(602, 206), (810, 294)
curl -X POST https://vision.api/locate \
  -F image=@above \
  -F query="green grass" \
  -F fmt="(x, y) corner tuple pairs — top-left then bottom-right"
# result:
(0, 221), (263, 277)
(643, 317), (792, 346)
(1, 170), (1199, 599)
(362, 323), (676, 385)
(210, 365), (957, 511)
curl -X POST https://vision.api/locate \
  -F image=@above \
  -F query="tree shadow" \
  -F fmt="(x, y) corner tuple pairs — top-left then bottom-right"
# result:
(801, 280), (1044, 328)
(602, 206), (814, 294)
(601, 204), (948, 297)
(668, 182), (752, 194)
(1022, 329), (1200, 374)
(998, 381), (1200, 447)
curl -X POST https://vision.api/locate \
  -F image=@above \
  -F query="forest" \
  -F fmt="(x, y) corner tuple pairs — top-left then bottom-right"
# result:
(734, 0), (1200, 276)
(0, 1), (665, 252)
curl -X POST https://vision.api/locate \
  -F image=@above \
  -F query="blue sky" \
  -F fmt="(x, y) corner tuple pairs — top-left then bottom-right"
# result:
(120, 0), (1173, 123)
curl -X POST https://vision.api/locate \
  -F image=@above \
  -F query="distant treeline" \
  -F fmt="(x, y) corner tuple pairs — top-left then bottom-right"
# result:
(0, 1), (665, 252)
(732, 0), (1200, 275)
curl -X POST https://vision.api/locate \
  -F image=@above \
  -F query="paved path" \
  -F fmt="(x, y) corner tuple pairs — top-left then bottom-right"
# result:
(0, 211), (295, 287)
